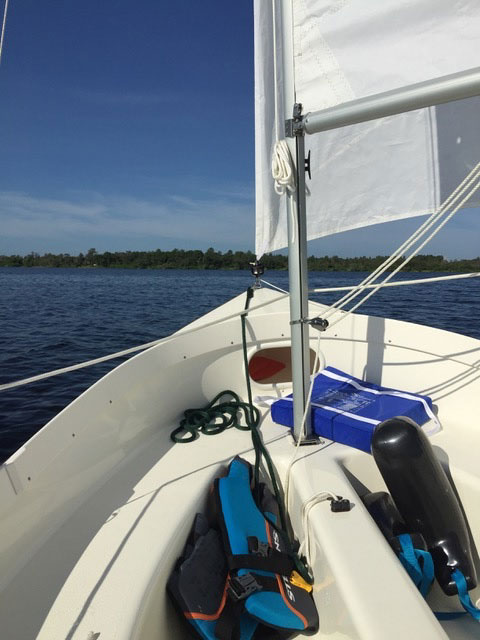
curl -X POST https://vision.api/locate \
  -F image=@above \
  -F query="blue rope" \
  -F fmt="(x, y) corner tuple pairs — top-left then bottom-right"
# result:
(397, 534), (434, 597)
(396, 536), (480, 623)
(452, 569), (480, 622)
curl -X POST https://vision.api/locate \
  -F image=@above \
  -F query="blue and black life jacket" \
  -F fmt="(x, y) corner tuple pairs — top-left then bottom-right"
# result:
(168, 457), (319, 640)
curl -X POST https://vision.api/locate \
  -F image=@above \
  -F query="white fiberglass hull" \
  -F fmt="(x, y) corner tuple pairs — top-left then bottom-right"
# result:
(0, 288), (479, 639)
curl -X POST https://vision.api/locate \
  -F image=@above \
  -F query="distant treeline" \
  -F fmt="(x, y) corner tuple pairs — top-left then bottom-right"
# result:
(0, 248), (479, 272)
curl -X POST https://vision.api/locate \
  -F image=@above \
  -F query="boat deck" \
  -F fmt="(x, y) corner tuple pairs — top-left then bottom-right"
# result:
(2, 408), (479, 640)
(1, 289), (480, 639)
(0, 414), (290, 640)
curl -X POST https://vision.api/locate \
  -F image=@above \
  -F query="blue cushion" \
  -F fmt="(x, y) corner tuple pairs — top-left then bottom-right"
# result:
(271, 367), (435, 452)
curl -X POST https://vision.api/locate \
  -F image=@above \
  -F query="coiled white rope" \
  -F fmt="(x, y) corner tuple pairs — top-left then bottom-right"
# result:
(0, 292), (289, 392)
(298, 491), (338, 569)
(0, 0), (9, 67)
(272, 140), (296, 195)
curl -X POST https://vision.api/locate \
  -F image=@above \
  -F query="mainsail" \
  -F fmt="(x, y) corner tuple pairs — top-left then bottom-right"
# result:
(255, 0), (480, 257)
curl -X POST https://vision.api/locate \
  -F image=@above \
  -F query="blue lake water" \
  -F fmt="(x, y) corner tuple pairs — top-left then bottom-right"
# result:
(1, 267), (479, 463)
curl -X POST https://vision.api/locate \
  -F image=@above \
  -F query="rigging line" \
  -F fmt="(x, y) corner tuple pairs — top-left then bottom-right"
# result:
(263, 270), (480, 297)
(240, 289), (313, 584)
(323, 163), (480, 318)
(364, 162), (480, 280)
(260, 278), (289, 294)
(322, 165), (480, 321)
(0, 0), (9, 67)
(349, 160), (480, 290)
(310, 272), (480, 294)
(358, 162), (480, 284)
(0, 292), (289, 392)
(322, 161), (480, 319)
(329, 177), (480, 328)
(262, 271), (480, 298)
(343, 179), (480, 315)
(328, 164), (480, 316)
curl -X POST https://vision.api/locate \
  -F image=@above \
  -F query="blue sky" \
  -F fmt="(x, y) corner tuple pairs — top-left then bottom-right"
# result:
(0, 0), (478, 258)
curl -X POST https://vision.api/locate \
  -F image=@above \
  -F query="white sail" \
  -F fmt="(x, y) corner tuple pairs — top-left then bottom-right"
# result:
(255, 0), (480, 256)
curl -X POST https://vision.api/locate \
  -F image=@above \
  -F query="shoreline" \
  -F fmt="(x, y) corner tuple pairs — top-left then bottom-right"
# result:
(1, 249), (479, 272)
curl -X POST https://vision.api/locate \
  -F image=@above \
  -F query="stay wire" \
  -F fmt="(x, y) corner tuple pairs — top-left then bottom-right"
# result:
(328, 173), (480, 328)
(241, 288), (313, 584)
(321, 161), (480, 322)
(0, 0), (8, 67)
(241, 288), (286, 529)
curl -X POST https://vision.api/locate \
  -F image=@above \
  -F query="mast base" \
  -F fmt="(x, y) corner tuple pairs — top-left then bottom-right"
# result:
(291, 433), (324, 446)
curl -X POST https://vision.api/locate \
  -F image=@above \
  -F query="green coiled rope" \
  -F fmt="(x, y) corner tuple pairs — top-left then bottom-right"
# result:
(170, 389), (256, 443)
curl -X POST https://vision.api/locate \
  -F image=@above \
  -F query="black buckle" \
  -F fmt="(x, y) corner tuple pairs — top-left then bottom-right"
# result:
(247, 536), (270, 558)
(228, 573), (262, 601)
(329, 496), (352, 512)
